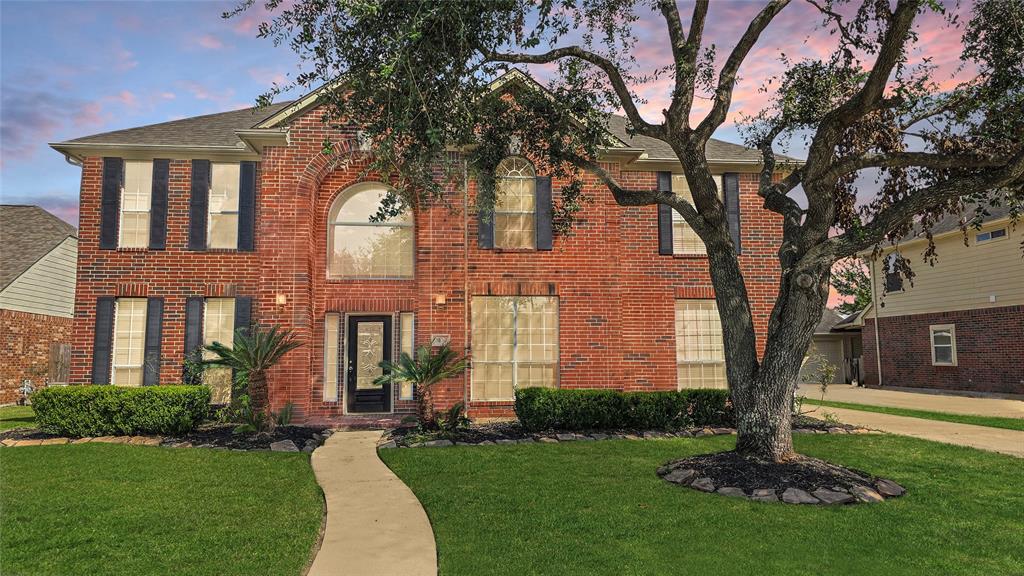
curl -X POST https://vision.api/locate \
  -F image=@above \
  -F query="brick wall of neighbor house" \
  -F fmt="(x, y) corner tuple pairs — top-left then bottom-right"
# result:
(0, 309), (73, 405)
(861, 305), (1024, 395)
(69, 106), (784, 424)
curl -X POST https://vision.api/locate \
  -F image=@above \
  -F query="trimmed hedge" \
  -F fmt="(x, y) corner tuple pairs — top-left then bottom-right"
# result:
(31, 385), (210, 437)
(515, 387), (733, 432)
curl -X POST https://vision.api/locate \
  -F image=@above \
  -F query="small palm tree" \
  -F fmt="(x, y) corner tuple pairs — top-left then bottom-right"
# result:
(376, 344), (466, 428)
(202, 325), (303, 416)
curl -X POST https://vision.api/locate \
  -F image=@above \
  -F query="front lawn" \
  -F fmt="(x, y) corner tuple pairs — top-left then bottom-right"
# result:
(0, 405), (35, 431)
(1, 444), (323, 576)
(803, 399), (1024, 431)
(382, 435), (1023, 576)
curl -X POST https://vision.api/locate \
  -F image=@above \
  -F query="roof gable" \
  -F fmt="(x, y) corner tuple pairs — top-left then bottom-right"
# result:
(0, 205), (77, 290)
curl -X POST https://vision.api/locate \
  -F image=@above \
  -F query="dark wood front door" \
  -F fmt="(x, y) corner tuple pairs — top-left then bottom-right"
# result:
(346, 315), (392, 413)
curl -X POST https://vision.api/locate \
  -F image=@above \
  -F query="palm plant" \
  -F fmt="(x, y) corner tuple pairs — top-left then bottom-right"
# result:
(376, 344), (466, 428)
(202, 325), (303, 417)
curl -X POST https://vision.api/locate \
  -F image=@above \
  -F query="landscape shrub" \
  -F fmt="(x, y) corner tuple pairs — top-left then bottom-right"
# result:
(515, 387), (733, 432)
(31, 385), (210, 437)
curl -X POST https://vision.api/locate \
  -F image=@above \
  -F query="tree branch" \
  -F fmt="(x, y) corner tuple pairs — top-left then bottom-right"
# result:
(824, 151), (1013, 181)
(579, 158), (707, 233)
(694, 0), (790, 142)
(487, 46), (661, 138)
(660, 0), (707, 129)
(825, 148), (1024, 259)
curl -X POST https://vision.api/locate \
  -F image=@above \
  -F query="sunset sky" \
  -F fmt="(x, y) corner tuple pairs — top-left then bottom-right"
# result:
(1, 0), (972, 233)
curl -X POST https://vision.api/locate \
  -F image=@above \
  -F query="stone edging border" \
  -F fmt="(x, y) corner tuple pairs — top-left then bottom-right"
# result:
(378, 425), (880, 449)
(0, 430), (333, 453)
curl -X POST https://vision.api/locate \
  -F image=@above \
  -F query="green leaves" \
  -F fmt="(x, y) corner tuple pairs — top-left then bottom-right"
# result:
(201, 325), (303, 390)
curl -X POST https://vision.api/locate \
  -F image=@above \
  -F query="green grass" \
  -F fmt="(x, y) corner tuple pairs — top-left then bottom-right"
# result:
(0, 405), (35, 431)
(1, 444), (324, 576)
(803, 399), (1024, 431)
(381, 435), (1023, 576)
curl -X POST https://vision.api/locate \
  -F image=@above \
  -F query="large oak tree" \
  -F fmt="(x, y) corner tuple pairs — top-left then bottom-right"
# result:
(232, 0), (1024, 462)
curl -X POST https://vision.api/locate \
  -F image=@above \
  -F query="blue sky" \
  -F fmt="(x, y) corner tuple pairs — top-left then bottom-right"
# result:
(0, 1), (966, 226)
(1, 0), (298, 224)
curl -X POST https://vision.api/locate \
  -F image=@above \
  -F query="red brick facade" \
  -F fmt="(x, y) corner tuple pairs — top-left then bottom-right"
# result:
(69, 106), (783, 424)
(1, 309), (73, 405)
(861, 305), (1024, 395)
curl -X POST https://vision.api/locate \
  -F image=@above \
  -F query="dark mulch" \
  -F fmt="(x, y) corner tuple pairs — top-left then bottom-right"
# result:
(387, 421), (528, 445)
(162, 424), (327, 450)
(0, 428), (53, 442)
(661, 450), (878, 493)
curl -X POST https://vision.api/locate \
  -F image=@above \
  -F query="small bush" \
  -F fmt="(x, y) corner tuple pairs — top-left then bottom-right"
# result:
(31, 385), (210, 437)
(515, 387), (733, 432)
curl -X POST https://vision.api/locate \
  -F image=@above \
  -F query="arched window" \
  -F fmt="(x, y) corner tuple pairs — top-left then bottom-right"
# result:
(494, 157), (536, 249)
(328, 183), (413, 278)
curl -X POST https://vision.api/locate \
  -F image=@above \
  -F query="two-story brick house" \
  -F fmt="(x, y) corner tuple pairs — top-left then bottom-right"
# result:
(50, 71), (784, 424)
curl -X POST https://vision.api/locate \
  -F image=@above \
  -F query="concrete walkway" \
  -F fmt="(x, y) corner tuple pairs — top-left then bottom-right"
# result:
(308, 430), (437, 576)
(796, 384), (1024, 418)
(804, 405), (1024, 458)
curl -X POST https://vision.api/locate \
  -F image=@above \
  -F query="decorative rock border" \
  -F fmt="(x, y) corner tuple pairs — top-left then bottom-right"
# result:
(378, 425), (879, 449)
(656, 457), (905, 505)
(0, 429), (333, 453)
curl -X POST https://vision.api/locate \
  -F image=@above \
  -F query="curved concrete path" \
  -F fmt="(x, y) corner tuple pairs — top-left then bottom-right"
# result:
(807, 406), (1024, 458)
(308, 430), (437, 576)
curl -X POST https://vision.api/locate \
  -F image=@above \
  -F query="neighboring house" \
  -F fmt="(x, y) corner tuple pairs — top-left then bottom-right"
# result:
(800, 308), (863, 386)
(861, 205), (1023, 395)
(49, 70), (787, 424)
(0, 205), (78, 404)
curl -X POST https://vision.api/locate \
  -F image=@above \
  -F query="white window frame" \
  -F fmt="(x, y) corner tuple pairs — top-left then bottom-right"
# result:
(207, 163), (240, 250)
(975, 227), (1007, 244)
(675, 299), (728, 389)
(327, 182), (415, 279)
(399, 312), (415, 400)
(929, 324), (957, 366)
(323, 313), (341, 402)
(670, 174), (723, 256)
(471, 296), (559, 402)
(493, 157), (537, 250)
(883, 252), (904, 293)
(202, 298), (236, 403)
(111, 298), (148, 387)
(118, 160), (152, 248)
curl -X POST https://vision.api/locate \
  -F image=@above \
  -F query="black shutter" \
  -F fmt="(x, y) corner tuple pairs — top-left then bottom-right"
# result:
(184, 296), (204, 383)
(477, 189), (494, 249)
(188, 160), (210, 250)
(656, 171), (673, 255)
(149, 159), (170, 249)
(143, 298), (164, 386)
(723, 173), (741, 254)
(100, 158), (123, 250)
(92, 297), (115, 384)
(535, 176), (553, 250)
(238, 161), (257, 251)
(234, 296), (252, 338)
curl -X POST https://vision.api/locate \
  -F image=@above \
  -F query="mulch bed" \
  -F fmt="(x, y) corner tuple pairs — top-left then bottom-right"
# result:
(658, 451), (906, 505)
(161, 423), (329, 451)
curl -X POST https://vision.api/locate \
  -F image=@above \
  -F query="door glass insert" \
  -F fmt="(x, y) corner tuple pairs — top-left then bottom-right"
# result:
(356, 321), (385, 390)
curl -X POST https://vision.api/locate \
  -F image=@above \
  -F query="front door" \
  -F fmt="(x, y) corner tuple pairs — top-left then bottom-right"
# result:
(346, 315), (392, 413)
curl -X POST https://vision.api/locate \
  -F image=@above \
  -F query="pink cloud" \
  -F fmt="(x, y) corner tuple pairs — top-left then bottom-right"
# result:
(179, 81), (236, 105)
(196, 34), (227, 50)
(113, 45), (138, 72)
(73, 102), (107, 127)
(248, 67), (288, 86)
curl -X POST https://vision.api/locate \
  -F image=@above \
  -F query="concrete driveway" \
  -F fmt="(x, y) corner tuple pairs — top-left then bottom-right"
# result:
(796, 384), (1024, 418)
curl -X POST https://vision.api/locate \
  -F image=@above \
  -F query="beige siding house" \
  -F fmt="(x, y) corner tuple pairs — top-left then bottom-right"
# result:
(0, 205), (78, 404)
(861, 206), (1023, 395)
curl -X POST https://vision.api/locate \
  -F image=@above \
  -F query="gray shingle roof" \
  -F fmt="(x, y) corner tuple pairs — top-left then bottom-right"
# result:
(814, 308), (848, 334)
(0, 205), (77, 290)
(55, 98), (787, 164)
(606, 114), (797, 163)
(61, 102), (295, 148)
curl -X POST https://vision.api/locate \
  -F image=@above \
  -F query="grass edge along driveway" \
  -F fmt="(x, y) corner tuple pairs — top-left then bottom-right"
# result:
(382, 434), (1023, 576)
(2, 443), (324, 576)
(803, 398), (1024, 431)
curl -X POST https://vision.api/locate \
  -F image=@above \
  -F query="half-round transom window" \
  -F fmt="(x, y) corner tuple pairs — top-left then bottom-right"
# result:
(328, 183), (413, 279)
(494, 157), (536, 249)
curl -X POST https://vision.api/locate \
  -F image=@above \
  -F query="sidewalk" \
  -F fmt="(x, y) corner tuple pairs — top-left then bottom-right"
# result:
(796, 384), (1024, 418)
(308, 430), (437, 576)
(805, 405), (1024, 458)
